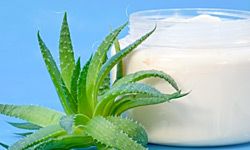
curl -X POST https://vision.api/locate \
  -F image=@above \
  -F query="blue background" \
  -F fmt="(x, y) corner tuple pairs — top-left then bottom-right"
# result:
(0, 0), (250, 149)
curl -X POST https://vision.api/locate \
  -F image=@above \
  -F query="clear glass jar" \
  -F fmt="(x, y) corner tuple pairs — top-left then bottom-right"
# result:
(116, 9), (250, 146)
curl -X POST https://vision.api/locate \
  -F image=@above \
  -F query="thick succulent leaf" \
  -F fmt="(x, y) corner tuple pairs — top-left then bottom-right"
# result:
(9, 125), (66, 150)
(85, 116), (146, 150)
(98, 54), (110, 96)
(0, 142), (9, 149)
(114, 38), (124, 81)
(59, 12), (75, 90)
(33, 135), (94, 150)
(38, 33), (76, 114)
(94, 83), (166, 116)
(8, 122), (41, 130)
(73, 114), (90, 126)
(86, 22), (127, 112)
(59, 114), (89, 134)
(70, 57), (81, 100)
(98, 74), (110, 96)
(37, 32), (77, 114)
(113, 70), (179, 91)
(77, 56), (92, 116)
(15, 132), (33, 137)
(109, 95), (134, 115)
(96, 27), (156, 101)
(113, 92), (187, 116)
(107, 116), (148, 147)
(0, 104), (63, 127)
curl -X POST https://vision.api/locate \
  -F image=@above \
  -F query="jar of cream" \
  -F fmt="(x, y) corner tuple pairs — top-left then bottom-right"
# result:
(114, 9), (250, 146)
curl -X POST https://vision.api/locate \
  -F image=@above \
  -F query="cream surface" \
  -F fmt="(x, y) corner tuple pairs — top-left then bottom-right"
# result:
(114, 11), (250, 146)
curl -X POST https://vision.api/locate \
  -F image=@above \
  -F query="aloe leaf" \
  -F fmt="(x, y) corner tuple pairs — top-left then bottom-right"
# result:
(73, 114), (90, 126)
(98, 74), (110, 96)
(114, 38), (124, 81)
(9, 125), (66, 150)
(113, 92), (188, 116)
(94, 83), (166, 116)
(98, 53), (111, 97)
(109, 95), (134, 115)
(113, 97), (165, 116)
(98, 54), (110, 96)
(59, 12), (75, 90)
(15, 132), (33, 137)
(96, 27), (156, 102)
(0, 142), (9, 149)
(38, 33), (76, 114)
(77, 56), (92, 116)
(59, 114), (89, 134)
(8, 122), (41, 130)
(107, 116), (148, 147)
(114, 70), (179, 91)
(110, 94), (137, 115)
(0, 104), (63, 127)
(86, 22), (128, 112)
(33, 135), (94, 150)
(70, 57), (81, 100)
(85, 116), (146, 150)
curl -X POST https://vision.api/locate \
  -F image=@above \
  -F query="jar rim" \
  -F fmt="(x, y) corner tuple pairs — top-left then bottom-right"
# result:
(127, 8), (250, 49)
(130, 8), (250, 21)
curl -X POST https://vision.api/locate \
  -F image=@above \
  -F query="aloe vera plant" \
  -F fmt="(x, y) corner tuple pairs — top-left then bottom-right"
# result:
(0, 13), (187, 150)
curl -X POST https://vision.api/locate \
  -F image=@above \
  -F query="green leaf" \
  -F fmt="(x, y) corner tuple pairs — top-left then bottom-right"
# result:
(59, 114), (89, 134)
(114, 38), (123, 81)
(38, 32), (76, 114)
(0, 142), (9, 149)
(113, 70), (179, 91)
(98, 53), (110, 97)
(109, 95), (134, 115)
(98, 74), (110, 96)
(0, 104), (63, 127)
(70, 57), (81, 100)
(77, 56), (92, 116)
(86, 22), (128, 112)
(94, 83), (166, 116)
(73, 114), (90, 126)
(9, 125), (66, 150)
(33, 135), (94, 150)
(85, 116), (146, 150)
(113, 92), (187, 116)
(107, 116), (148, 147)
(59, 12), (75, 90)
(96, 27), (156, 102)
(98, 52), (110, 96)
(15, 132), (33, 137)
(8, 122), (41, 130)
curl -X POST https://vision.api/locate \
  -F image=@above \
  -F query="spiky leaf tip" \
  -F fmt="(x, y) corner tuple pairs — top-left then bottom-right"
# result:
(59, 12), (75, 90)
(38, 32), (76, 114)
(96, 26), (156, 102)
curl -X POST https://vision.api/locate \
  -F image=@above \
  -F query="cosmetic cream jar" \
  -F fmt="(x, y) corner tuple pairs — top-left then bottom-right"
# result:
(116, 9), (250, 146)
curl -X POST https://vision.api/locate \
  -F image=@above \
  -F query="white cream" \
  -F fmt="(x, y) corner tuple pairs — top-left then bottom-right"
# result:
(114, 9), (250, 146)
